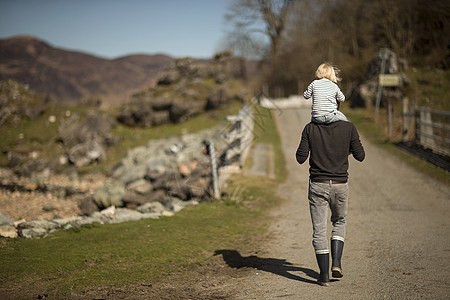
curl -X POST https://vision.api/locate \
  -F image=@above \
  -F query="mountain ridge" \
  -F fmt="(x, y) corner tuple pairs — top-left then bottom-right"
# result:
(0, 35), (174, 105)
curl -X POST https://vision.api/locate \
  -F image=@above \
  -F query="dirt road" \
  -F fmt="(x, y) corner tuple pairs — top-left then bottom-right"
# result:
(217, 107), (449, 299)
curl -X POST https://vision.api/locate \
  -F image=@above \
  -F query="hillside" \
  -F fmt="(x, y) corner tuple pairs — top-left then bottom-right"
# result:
(0, 36), (173, 105)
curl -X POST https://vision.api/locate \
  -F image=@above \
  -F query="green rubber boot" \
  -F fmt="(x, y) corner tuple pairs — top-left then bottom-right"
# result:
(331, 239), (344, 278)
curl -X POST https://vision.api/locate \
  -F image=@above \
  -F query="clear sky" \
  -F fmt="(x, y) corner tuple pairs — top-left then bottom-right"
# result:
(0, 0), (233, 59)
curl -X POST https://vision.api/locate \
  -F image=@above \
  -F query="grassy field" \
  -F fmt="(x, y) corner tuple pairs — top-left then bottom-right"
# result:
(0, 106), (286, 298)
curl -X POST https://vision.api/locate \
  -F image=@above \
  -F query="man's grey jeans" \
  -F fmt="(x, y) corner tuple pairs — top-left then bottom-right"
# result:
(308, 180), (348, 254)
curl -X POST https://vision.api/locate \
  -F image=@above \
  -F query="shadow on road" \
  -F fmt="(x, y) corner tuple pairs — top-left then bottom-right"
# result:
(214, 249), (319, 285)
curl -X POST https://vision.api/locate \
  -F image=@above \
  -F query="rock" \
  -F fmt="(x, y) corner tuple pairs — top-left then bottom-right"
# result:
(110, 208), (145, 224)
(116, 98), (175, 127)
(78, 197), (99, 216)
(93, 181), (126, 208)
(127, 179), (153, 195)
(349, 49), (409, 108)
(165, 197), (198, 213)
(205, 88), (231, 110)
(52, 216), (83, 227)
(98, 205), (116, 219)
(68, 138), (106, 167)
(0, 80), (46, 127)
(137, 201), (166, 214)
(166, 181), (190, 200)
(17, 220), (60, 231)
(21, 105), (45, 120)
(59, 113), (116, 148)
(157, 70), (181, 85)
(113, 158), (148, 185)
(0, 167), (18, 182)
(178, 163), (191, 177)
(348, 80), (378, 108)
(152, 110), (170, 126)
(148, 171), (179, 190)
(122, 191), (150, 209)
(71, 216), (102, 227)
(17, 220), (61, 238)
(0, 225), (17, 238)
(0, 214), (14, 226)
(168, 101), (192, 123)
(57, 113), (118, 167)
(186, 177), (210, 199)
(18, 158), (48, 177)
(20, 227), (48, 238)
(146, 189), (167, 203)
(7, 152), (27, 168)
(151, 98), (173, 111)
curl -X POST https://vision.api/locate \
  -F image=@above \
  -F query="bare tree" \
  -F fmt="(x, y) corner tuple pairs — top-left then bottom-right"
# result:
(225, 0), (294, 63)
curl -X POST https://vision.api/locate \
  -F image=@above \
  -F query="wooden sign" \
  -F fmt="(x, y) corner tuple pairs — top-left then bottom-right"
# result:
(379, 74), (400, 87)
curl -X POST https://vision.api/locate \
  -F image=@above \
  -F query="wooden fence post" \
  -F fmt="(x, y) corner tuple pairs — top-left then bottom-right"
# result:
(402, 97), (408, 142)
(208, 140), (220, 199)
(419, 108), (436, 150)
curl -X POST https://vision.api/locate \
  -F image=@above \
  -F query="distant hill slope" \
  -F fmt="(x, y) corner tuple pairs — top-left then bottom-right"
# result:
(0, 36), (173, 105)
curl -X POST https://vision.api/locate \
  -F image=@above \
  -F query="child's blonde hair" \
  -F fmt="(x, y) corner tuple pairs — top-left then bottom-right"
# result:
(315, 62), (341, 83)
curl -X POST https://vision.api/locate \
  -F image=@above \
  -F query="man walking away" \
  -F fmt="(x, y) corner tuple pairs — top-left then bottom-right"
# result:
(296, 120), (365, 286)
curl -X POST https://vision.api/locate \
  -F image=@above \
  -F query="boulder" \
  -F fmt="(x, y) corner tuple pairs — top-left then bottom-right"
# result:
(157, 70), (181, 85)
(113, 158), (148, 185)
(21, 105), (45, 120)
(122, 191), (150, 209)
(0, 225), (17, 238)
(0, 167), (18, 183)
(127, 179), (153, 195)
(68, 138), (106, 167)
(205, 89), (231, 110)
(166, 181), (190, 200)
(349, 49), (409, 108)
(20, 227), (48, 238)
(110, 208), (158, 224)
(7, 152), (27, 168)
(348, 80), (378, 108)
(93, 181), (126, 208)
(17, 220), (61, 238)
(152, 110), (170, 126)
(96, 206), (116, 219)
(52, 216), (83, 227)
(128, 104), (153, 127)
(17, 220), (60, 231)
(186, 177), (210, 199)
(137, 201), (167, 214)
(18, 158), (49, 177)
(168, 101), (192, 123)
(117, 99), (174, 127)
(165, 197), (198, 213)
(58, 113), (118, 167)
(150, 98), (173, 111)
(78, 197), (99, 216)
(178, 163), (192, 177)
(147, 171), (179, 190)
(59, 113), (116, 148)
(146, 189), (168, 203)
(0, 214), (14, 226)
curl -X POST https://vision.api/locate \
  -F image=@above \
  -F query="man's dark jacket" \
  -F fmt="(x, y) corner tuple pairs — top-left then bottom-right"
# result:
(296, 121), (365, 181)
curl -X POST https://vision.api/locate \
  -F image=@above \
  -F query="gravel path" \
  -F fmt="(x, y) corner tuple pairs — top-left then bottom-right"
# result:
(228, 107), (450, 299)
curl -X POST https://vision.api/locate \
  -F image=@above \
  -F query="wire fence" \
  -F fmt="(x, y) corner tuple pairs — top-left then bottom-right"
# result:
(403, 105), (450, 157)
